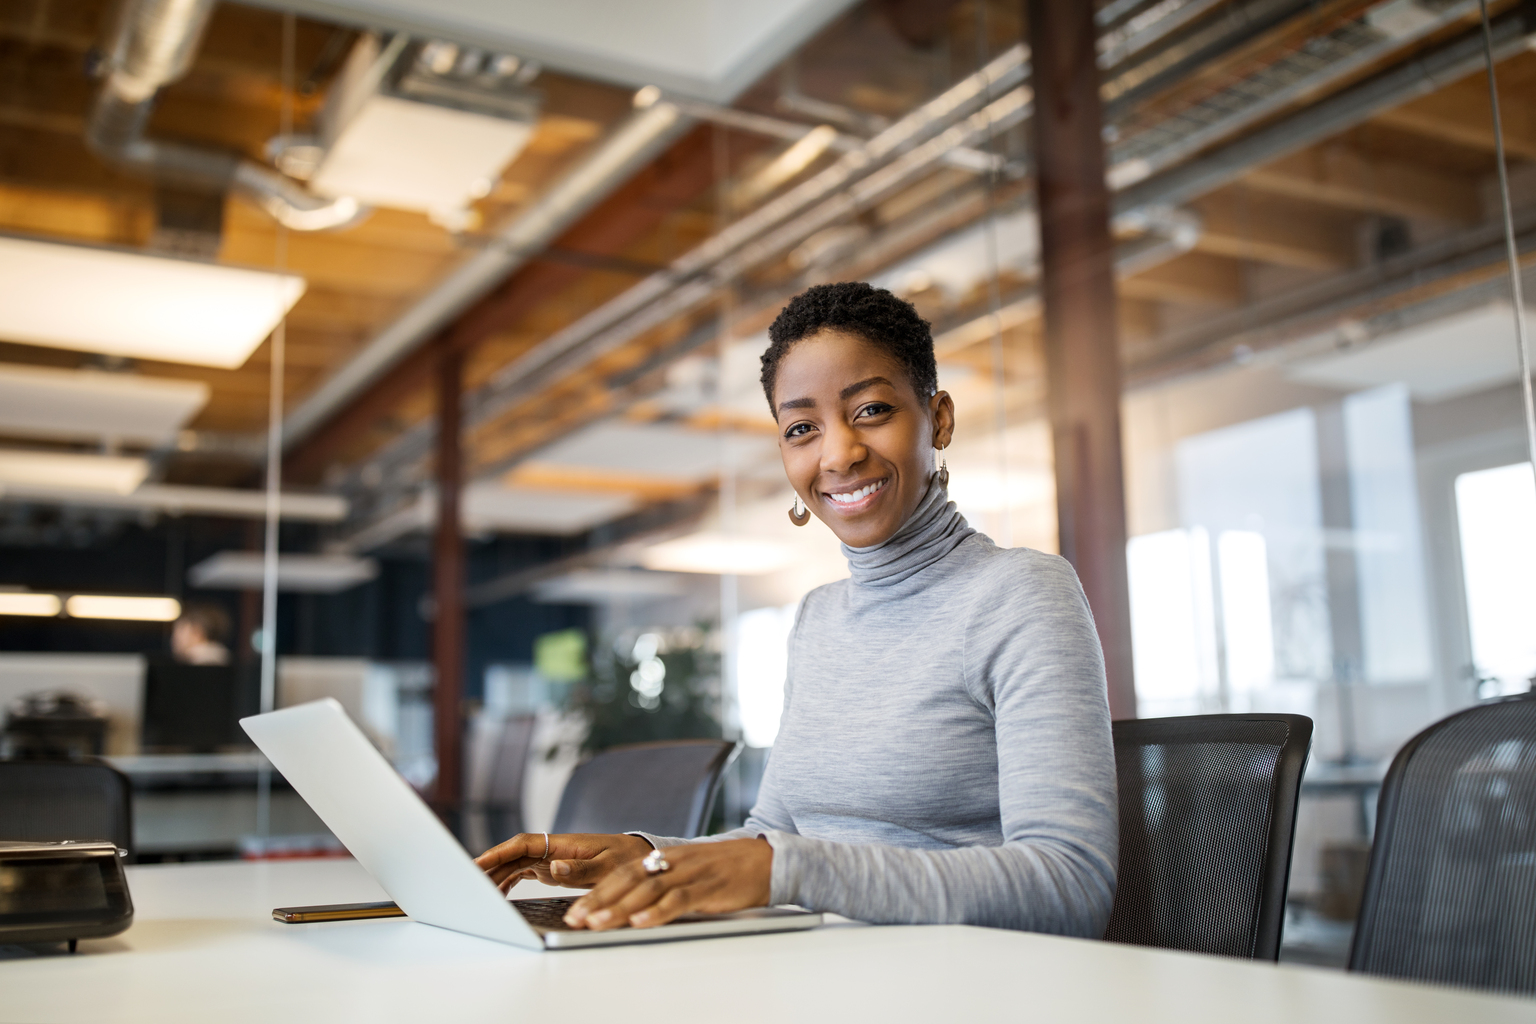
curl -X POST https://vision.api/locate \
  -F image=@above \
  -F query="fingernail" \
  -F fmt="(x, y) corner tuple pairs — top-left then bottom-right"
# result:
(589, 909), (612, 927)
(552, 860), (570, 876)
(631, 912), (652, 927)
(564, 905), (587, 926)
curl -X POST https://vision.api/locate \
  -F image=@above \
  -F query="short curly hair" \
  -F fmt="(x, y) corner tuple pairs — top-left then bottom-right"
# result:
(760, 282), (938, 415)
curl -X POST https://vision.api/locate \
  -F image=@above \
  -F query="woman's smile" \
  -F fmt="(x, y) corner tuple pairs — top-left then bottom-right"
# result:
(822, 476), (889, 513)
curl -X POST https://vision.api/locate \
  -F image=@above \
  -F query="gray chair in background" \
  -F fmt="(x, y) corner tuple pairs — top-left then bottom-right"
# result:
(463, 714), (538, 853)
(552, 740), (739, 839)
(1104, 714), (1312, 960)
(1350, 692), (1536, 995)
(0, 758), (134, 858)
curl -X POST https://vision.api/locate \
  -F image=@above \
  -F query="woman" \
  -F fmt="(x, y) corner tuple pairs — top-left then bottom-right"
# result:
(477, 282), (1118, 936)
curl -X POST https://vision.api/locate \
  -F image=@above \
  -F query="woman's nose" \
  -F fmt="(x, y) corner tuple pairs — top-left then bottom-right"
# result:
(820, 422), (866, 474)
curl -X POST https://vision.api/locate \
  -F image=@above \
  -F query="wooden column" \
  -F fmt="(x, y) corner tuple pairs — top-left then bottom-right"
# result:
(432, 344), (466, 810)
(1027, 0), (1137, 719)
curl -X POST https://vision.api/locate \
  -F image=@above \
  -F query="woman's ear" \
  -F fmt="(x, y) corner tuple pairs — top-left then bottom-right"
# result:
(931, 390), (956, 450)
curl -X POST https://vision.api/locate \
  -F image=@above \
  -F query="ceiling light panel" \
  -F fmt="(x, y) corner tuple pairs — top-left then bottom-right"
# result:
(188, 552), (379, 593)
(0, 364), (209, 445)
(0, 593), (62, 617)
(0, 451), (148, 494)
(64, 595), (181, 621)
(640, 532), (796, 575)
(0, 236), (305, 369)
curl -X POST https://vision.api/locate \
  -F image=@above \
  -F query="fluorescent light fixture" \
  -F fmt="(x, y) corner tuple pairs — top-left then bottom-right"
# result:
(188, 552), (378, 593)
(0, 481), (346, 521)
(640, 533), (796, 575)
(64, 595), (182, 622)
(0, 451), (149, 494)
(0, 592), (62, 617)
(0, 364), (209, 446)
(0, 235), (305, 369)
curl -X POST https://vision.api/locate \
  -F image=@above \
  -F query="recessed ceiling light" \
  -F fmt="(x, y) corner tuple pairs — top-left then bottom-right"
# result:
(0, 235), (305, 369)
(639, 533), (796, 575)
(0, 592), (62, 617)
(0, 451), (149, 494)
(64, 595), (181, 621)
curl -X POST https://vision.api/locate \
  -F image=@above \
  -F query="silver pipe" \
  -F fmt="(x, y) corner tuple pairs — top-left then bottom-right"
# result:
(86, 0), (360, 232)
(1114, 2), (1536, 215)
(279, 100), (692, 446)
(290, 44), (1030, 457)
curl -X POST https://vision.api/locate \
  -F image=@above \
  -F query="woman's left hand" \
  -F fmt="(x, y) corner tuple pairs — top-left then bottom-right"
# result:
(561, 837), (773, 930)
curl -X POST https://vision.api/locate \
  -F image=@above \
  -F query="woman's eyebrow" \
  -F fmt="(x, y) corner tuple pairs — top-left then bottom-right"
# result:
(839, 376), (894, 400)
(777, 396), (815, 413)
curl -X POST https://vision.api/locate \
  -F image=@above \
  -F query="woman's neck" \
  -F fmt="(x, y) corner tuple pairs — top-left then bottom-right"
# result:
(841, 474), (974, 587)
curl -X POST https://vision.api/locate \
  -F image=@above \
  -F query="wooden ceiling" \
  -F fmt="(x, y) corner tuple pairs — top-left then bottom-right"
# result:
(0, 0), (1532, 525)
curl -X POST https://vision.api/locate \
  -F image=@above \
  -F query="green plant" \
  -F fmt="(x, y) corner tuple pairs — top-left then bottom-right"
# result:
(566, 626), (721, 754)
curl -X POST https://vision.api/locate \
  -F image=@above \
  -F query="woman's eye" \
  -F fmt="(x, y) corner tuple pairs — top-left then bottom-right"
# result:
(857, 403), (893, 418)
(783, 422), (814, 439)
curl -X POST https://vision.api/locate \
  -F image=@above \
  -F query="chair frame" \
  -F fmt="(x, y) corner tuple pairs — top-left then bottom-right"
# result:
(553, 739), (741, 839)
(1110, 713), (1312, 961)
(1347, 692), (1536, 973)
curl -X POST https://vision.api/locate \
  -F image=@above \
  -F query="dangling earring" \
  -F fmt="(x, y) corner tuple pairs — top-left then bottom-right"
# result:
(788, 493), (810, 526)
(937, 448), (950, 489)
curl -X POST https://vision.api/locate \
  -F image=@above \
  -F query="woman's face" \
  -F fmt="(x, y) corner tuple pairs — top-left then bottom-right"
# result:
(773, 329), (954, 548)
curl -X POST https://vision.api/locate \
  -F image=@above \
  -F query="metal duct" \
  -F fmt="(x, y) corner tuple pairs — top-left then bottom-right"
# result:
(86, 0), (361, 232)
(278, 99), (692, 446)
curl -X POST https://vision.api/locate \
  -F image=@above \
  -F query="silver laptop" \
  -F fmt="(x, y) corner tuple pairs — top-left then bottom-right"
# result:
(240, 699), (821, 950)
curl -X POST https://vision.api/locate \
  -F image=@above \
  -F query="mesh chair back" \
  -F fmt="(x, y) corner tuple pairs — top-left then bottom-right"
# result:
(552, 740), (739, 838)
(0, 759), (133, 856)
(1349, 694), (1536, 994)
(1105, 714), (1312, 959)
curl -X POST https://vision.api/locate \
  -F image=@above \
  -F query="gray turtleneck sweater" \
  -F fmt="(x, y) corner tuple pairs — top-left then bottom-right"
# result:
(642, 480), (1118, 937)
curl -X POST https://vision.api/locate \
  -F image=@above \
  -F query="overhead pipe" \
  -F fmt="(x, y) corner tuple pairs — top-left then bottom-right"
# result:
(86, 0), (362, 232)
(347, 50), (1036, 489)
(279, 99), (693, 446)
(1115, 0), (1536, 215)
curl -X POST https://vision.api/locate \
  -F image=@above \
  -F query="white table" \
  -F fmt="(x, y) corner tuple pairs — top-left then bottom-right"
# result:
(2, 859), (1531, 1023)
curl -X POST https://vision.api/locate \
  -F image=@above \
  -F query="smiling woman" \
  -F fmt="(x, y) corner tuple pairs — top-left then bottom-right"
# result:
(477, 283), (1118, 937)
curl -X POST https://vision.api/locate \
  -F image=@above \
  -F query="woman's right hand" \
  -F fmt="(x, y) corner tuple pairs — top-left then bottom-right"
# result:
(474, 832), (654, 894)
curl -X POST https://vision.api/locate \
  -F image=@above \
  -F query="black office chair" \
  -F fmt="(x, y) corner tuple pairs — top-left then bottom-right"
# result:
(1104, 714), (1312, 960)
(0, 758), (134, 858)
(1349, 693), (1536, 994)
(551, 739), (739, 839)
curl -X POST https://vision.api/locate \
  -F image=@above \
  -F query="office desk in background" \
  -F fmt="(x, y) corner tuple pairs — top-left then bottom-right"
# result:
(1, 859), (1531, 1024)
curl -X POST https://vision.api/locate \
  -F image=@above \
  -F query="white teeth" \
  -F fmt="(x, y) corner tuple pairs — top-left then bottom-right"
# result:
(828, 479), (886, 504)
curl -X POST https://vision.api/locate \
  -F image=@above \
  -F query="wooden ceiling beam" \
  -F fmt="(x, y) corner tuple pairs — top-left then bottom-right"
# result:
(1191, 187), (1358, 271)
(1243, 146), (1481, 223)
(1119, 251), (1245, 306)
(1372, 69), (1536, 160)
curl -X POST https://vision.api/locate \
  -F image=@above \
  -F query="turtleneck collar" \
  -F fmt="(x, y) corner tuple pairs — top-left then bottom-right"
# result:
(841, 474), (975, 588)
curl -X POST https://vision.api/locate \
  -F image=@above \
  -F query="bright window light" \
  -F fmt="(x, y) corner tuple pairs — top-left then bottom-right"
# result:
(65, 595), (181, 621)
(1217, 530), (1275, 693)
(640, 533), (796, 575)
(0, 592), (62, 617)
(0, 451), (148, 494)
(0, 236), (305, 369)
(736, 604), (798, 747)
(1455, 462), (1536, 695)
(1127, 528), (1219, 714)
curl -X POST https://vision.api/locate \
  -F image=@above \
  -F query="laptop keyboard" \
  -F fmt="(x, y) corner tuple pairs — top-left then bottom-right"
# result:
(512, 896), (578, 931)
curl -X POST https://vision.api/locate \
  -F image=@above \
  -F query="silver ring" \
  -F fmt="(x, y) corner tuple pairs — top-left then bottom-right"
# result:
(541, 832), (550, 862)
(642, 849), (670, 875)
